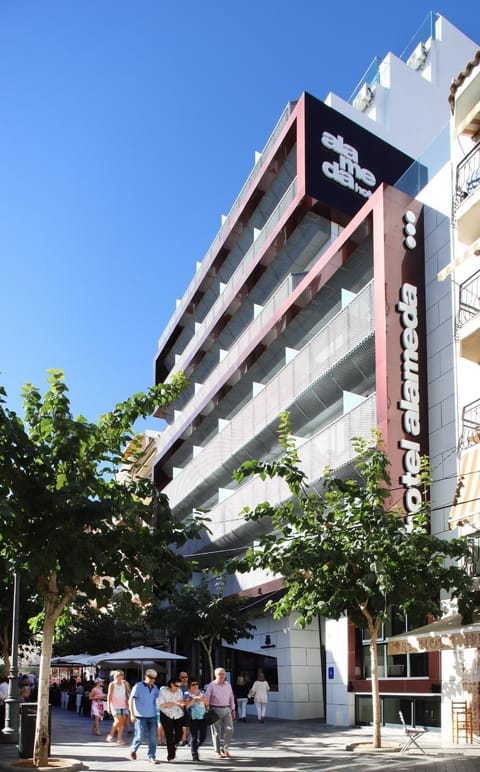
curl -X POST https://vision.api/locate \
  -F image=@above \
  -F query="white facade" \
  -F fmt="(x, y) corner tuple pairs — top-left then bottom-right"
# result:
(440, 48), (480, 740)
(151, 16), (479, 726)
(326, 16), (478, 160)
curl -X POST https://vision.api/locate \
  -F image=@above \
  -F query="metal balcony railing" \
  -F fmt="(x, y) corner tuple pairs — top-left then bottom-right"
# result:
(155, 101), (297, 357)
(456, 269), (480, 332)
(466, 535), (480, 577)
(348, 12), (439, 107)
(460, 398), (480, 450)
(454, 142), (480, 213)
(170, 179), (298, 378)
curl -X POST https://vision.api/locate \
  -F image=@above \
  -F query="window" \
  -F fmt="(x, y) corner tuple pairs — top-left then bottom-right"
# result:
(221, 647), (278, 691)
(356, 695), (440, 728)
(360, 610), (428, 679)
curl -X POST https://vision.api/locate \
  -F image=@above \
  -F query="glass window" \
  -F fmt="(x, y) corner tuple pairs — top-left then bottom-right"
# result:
(415, 697), (440, 728)
(358, 609), (429, 679)
(356, 696), (373, 724)
(409, 652), (428, 677)
(356, 695), (440, 728)
(383, 696), (401, 724)
(362, 644), (385, 678)
(387, 654), (406, 677)
(225, 647), (278, 691)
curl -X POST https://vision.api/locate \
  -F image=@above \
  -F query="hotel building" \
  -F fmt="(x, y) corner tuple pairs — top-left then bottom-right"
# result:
(150, 15), (479, 729)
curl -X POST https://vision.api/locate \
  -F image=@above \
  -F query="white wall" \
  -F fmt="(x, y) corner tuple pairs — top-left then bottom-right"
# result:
(226, 613), (324, 720)
(325, 617), (353, 726)
(325, 16), (479, 161)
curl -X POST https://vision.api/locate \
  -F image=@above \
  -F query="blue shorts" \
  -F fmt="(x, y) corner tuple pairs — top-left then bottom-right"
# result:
(111, 708), (129, 716)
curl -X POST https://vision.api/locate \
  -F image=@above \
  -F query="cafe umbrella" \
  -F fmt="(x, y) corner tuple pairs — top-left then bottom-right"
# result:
(95, 646), (186, 677)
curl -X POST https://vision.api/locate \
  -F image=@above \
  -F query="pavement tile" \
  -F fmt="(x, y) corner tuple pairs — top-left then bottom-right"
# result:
(1, 708), (480, 771)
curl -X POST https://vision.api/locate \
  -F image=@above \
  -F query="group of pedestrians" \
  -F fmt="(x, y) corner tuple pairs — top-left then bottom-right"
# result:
(125, 667), (270, 764)
(89, 666), (270, 765)
(126, 668), (208, 765)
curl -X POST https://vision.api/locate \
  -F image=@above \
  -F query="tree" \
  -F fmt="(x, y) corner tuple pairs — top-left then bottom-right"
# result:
(230, 412), (473, 748)
(161, 576), (256, 681)
(0, 370), (204, 766)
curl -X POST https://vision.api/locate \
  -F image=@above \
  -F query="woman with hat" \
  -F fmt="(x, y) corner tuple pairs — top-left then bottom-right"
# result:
(89, 677), (105, 736)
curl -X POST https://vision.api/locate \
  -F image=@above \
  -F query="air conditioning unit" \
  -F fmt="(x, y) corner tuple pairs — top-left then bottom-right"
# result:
(353, 83), (374, 112)
(407, 42), (428, 71)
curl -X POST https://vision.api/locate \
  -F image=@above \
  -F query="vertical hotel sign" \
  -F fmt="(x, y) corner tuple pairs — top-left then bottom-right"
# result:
(397, 211), (424, 516)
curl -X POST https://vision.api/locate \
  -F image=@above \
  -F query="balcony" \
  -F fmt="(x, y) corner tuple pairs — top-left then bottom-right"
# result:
(466, 534), (480, 578)
(454, 143), (480, 246)
(455, 100), (480, 140)
(460, 399), (480, 450)
(163, 282), (375, 513)
(179, 395), (377, 555)
(155, 101), (297, 359)
(453, 57), (480, 139)
(456, 269), (480, 363)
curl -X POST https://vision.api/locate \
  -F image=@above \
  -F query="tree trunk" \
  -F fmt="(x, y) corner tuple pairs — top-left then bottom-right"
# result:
(369, 623), (382, 748)
(361, 606), (382, 749)
(198, 639), (215, 682)
(33, 575), (75, 767)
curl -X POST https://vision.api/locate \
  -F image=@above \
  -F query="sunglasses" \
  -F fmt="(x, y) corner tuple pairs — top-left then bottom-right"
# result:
(190, 683), (199, 686)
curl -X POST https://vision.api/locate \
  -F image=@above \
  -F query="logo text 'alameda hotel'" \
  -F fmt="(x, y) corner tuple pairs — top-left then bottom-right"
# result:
(321, 132), (377, 199)
(397, 282), (422, 516)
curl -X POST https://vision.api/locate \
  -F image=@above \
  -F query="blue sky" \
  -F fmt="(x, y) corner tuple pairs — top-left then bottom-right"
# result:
(1, 1), (479, 427)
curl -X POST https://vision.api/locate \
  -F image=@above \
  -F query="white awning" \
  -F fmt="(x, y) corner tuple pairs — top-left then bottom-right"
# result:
(387, 611), (480, 654)
(449, 445), (480, 529)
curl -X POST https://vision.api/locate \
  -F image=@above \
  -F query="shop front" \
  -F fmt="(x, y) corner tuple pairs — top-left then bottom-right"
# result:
(387, 610), (480, 740)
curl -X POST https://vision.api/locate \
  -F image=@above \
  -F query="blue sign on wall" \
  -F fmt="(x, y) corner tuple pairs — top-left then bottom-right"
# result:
(328, 666), (334, 680)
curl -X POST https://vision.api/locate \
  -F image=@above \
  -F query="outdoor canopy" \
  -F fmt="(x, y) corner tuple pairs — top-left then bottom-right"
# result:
(387, 610), (480, 654)
(51, 646), (186, 671)
(95, 645), (186, 669)
(51, 653), (110, 666)
(97, 646), (187, 665)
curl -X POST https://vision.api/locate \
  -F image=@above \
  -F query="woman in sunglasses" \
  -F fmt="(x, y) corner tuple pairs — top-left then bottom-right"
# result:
(183, 678), (209, 762)
(157, 678), (185, 762)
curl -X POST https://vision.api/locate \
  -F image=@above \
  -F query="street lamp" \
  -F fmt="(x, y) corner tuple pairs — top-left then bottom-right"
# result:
(2, 571), (20, 742)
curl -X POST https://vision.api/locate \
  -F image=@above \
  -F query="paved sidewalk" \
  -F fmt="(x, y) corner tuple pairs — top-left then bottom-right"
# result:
(1, 707), (480, 770)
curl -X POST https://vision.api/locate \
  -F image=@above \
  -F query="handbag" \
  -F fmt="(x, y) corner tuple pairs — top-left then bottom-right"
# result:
(204, 707), (220, 726)
(247, 689), (255, 704)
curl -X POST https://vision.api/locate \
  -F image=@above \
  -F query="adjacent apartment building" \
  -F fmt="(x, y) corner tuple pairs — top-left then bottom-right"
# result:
(150, 14), (479, 729)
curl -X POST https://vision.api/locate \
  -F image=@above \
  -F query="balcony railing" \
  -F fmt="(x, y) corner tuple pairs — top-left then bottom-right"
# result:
(170, 179), (298, 377)
(456, 268), (480, 332)
(460, 398), (480, 450)
(454, 142), (480, 213)
(348, 11), (439, 107)
(155, 100), (297, 358)
(466, 535), (480, 577)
